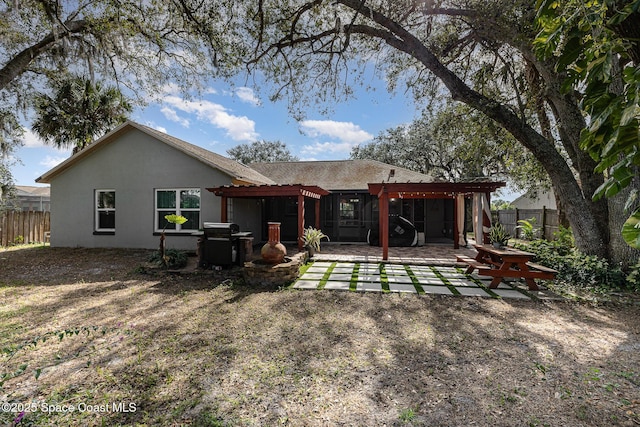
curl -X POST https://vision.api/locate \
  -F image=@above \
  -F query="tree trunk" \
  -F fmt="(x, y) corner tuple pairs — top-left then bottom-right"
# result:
(521, 51), (612, 252)
(338, 0), (619, 260)
(365, 24), (608, 258)
(608, 171), (640, 270)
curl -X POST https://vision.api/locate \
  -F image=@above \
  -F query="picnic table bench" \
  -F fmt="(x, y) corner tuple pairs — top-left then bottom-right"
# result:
(456, 244), (558, 291)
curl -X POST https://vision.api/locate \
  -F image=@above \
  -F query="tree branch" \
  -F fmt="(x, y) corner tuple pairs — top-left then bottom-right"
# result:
(0, 19), (88, 91)
(336, 0), (608, 254)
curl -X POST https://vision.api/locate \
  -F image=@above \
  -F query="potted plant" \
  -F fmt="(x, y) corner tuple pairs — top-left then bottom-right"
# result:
(488, 223), (511, 248)
(302, 226), (329, 257)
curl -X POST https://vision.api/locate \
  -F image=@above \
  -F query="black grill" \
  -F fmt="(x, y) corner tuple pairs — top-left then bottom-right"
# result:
(204, 222), (240, 238)
(197, 222), (252, 268)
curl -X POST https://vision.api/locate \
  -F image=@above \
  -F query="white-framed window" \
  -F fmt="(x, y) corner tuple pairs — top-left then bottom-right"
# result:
(155, 188), (201, 232)
(95, 190), (116, 232)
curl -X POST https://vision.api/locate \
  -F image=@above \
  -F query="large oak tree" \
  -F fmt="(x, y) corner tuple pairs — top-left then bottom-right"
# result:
(2, 0), (638, 265)
(351, 103), (549, 191)
(0, 0), (231, 97)
(199, 0), (634, 265)
(227, 140), (299, 164)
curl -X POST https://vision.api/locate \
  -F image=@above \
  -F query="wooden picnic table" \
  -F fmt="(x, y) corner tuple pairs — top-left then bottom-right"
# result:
(456, 244), (557, 291)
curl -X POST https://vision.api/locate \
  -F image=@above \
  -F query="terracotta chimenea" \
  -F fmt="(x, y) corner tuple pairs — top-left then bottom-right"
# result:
(261, 222), (287, 264)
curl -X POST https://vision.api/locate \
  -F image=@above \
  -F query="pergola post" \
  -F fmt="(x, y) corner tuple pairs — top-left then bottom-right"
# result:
(315, 199), (321, 229)
(455, 194), (466, 248)
(453, 195), (459, 249)
(484, 191), (492, 244)
(379, 190), (389, 260)
(220, 196), (228, 223)
(297, 193), (305, 251)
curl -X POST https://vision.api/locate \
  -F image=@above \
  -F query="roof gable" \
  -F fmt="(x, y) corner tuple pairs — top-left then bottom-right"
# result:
(36, 121), (274, 185)
(250, 159), (435, 191)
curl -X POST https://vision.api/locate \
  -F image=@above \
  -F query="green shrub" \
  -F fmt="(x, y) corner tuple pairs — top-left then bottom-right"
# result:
(552, 226), (575, 255)
(514, 238), (627, 293)
(516, 217), (539, 240)
(626, 261), (640, 291)
(148, 249), (188, 270)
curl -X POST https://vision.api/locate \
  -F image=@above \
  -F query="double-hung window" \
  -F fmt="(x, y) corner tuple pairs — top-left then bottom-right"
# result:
(95, 190), (116, 232)
(155, 189), (201, 232)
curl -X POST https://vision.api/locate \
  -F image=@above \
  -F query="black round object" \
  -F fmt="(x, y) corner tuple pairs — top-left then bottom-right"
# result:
(367, 215), (418, 247)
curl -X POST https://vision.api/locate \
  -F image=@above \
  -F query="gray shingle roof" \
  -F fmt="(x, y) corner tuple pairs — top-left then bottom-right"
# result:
(35, 122), (435, 190)
(250, 159), (435, 191)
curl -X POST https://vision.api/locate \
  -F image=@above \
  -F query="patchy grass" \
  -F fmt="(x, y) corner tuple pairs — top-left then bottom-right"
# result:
(0, 247), (639, 426)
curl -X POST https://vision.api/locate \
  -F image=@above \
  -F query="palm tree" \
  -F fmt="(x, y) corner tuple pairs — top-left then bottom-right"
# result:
(32, 76), (132, 152)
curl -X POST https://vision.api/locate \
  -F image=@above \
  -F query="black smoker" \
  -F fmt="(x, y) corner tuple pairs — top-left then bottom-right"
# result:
(197, 222), (253, 268)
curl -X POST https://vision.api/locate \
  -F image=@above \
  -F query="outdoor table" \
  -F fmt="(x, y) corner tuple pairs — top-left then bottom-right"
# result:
(456, 244), (557, 291)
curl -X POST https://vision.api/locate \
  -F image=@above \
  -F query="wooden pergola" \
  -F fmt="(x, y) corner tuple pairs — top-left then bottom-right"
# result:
(207, 184), (330, 250)
(368, 181), (506, 260)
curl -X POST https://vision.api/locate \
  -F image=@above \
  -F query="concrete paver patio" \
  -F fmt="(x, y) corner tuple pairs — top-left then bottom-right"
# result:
(293, 261), (538, 299)
(291, 243), (562, 300)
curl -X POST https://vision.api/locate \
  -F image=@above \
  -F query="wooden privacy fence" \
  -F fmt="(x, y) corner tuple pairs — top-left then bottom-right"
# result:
(492, 208), (559, 241)
(0, 211), (51, 246)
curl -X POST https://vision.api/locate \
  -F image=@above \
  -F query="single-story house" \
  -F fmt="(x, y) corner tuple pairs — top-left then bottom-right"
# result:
(36, 120), (504, 257)
(14, 186), (51, 211)
(36, 121), (273, 249)
(511, 187), (557, 210)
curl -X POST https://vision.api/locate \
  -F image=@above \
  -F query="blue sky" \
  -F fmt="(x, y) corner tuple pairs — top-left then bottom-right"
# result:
(11, 76), (518, 200)
(12, 78), (415, 181)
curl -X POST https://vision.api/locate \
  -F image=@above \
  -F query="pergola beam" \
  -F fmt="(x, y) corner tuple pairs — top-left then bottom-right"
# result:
(207, 184), (331, 251)
(208, 184), (329, 199)
(369, 181), (506, 260)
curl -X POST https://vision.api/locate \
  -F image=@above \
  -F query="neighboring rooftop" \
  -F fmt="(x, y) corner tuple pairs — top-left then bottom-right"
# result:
(250, 159), (435, 191)
(16, 186), (50, 197)
(10, 185), (51, 211)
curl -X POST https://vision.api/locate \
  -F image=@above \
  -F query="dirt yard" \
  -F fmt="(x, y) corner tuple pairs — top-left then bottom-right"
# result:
(1, 246), (639, 426)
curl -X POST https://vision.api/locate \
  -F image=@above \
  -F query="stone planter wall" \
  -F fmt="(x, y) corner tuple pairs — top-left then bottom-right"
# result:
(243, 252), (306, 287)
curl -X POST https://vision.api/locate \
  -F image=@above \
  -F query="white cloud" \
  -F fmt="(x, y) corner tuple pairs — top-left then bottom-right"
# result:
(22, 129), (44, 148)
(161, 83), (181, 95)
(300, 120), (373, 144)
(140, 120), (167, 134)
(21, 129), (69, 152)
(301, 141), (358, 156)
(236, 87), (260, 106)
(40, 155), (67, 169)
(299, 120), (373, 156)
(163, 95), (258, 141)
(160, 107), (190, 128)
